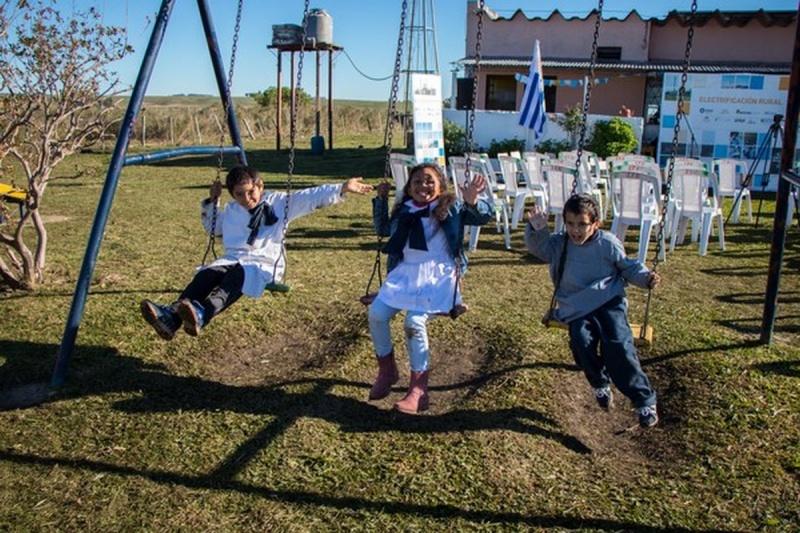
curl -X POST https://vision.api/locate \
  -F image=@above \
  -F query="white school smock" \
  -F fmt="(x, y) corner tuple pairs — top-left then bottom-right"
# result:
(200, 183), (343, 298)
(376, 199), (462, 314)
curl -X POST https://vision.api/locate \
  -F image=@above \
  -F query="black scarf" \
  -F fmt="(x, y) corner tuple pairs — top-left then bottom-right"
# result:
(383, 206), (430, 254)
(247, 201), (279, 245)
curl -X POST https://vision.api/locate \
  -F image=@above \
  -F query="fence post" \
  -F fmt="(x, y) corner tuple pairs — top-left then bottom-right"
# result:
(169, 115), (175, 145)
(142, 109), (147, 147)
(194, 114), (202, 143)
(242, 117), (256, 140)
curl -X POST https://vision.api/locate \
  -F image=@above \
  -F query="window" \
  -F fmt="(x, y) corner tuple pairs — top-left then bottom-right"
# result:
(596, 46), (622, 61)
(485, 75), (517, 110)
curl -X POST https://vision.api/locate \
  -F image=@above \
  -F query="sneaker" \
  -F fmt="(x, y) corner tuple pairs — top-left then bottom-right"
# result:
(637, 405), (659, 428)
(177, 299), (205, 336)
(140, 299), (181, 341)
(593, 386), (614, 410)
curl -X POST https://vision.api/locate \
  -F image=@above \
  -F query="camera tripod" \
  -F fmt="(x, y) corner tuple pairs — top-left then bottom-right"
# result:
(728, 114), (799, 227)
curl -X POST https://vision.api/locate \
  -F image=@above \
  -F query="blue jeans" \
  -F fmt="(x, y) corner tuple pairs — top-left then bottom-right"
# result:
(368, 298), (431, 372)
(568, 295), (656, 408)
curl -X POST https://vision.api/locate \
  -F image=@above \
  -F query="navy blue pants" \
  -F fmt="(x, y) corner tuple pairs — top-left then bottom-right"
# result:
(179, 263), (244, 324)
(568, 295), (656, 408)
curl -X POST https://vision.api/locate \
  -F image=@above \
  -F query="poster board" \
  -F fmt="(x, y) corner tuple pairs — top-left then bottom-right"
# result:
(658, 72), (794, 191)
(411, 73), (446, 168)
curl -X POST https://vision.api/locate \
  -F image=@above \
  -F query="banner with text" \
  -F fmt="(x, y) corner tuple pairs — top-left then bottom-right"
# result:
(658, 72), (795, 191)
(411, 73), (446, 168)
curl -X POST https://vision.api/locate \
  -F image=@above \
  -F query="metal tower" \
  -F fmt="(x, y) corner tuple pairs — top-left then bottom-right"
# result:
(401, 0), (440, 145)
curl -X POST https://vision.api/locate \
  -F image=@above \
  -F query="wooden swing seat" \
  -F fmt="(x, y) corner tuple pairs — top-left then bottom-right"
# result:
(359, 292), (468, 320)
(542, 311), (653, 348)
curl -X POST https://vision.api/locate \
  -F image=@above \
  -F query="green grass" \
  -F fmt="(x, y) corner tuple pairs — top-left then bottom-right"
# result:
(1, 137), (799, 530)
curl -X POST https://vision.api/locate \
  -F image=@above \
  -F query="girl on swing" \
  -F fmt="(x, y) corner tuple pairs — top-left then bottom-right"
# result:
(367, 162), (493, 414)
(140, 165), (372, 340)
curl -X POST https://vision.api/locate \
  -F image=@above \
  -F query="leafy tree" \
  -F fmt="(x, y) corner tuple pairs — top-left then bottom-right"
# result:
(587, 117), (639, 158)
(556, 104), (584, 149)
(443, 119), (466, 158)
(0, 1), (132, 289)
(249, 86), (311, 108)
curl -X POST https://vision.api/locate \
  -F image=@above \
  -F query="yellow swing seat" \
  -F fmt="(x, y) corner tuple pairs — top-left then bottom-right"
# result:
(0, 183), (26, 204)
(542, 309), (653, 348)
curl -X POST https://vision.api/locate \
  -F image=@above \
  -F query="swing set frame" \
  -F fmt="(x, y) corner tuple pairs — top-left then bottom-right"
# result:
(51, 0), (252, 389)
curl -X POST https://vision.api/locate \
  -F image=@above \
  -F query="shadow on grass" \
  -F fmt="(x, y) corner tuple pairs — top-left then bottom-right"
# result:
(0, 287), (179, 301)
(716, 316), (800, 335)
(640, 340), (763, 367)
(715, 291), (800, 305)
(753, 359), (800, 378)
(0, 448), (725, 532)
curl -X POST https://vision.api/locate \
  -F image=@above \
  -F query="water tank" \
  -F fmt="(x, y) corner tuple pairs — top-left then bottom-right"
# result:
(306, 9), (333, 45)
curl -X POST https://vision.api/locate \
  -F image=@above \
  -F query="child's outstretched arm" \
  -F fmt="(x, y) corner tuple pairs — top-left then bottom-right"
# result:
(524, 205), (559, 262)
(200, 180), (224, 236)
(611, 238), (660, 289)
(459, 174), (494, 226)
(284, 177), (373, 223)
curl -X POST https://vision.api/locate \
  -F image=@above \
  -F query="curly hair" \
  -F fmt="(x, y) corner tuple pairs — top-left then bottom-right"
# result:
(393, 163), (456, 221)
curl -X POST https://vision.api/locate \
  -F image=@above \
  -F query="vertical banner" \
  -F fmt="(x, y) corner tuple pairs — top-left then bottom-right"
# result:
(411, 73), (446, 167)
(658, 72), (794, 191)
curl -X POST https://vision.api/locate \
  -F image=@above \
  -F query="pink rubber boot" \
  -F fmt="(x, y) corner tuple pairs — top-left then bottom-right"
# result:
(394, 370), (430, 414)
(369, 352), (399, 400)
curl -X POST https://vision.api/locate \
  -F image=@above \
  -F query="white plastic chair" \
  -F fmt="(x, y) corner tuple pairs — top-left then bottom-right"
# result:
(497, 154), (534, 229)
(520, 151), (549, 211)
(610, 169), (666, 263)
(713, 158), (752, 223)
(542, 162), (576, 233)
(389, 153), (416, 205)
(669, 166), (725, 256)
(450, 155), (511, 250)
(558, 151), (605, 220)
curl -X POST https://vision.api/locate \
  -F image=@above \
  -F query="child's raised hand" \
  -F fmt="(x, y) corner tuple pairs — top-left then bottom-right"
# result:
(527, 205), (548, 230)
(648, 272), (661, 289)
(461, 173), (487, 205)
(209, 180), (223, 201)
(342, 177), (373, 195)
(375, 181), (392, 199)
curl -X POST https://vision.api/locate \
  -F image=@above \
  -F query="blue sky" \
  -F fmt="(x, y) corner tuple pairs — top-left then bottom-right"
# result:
(56, 0), (798, 101)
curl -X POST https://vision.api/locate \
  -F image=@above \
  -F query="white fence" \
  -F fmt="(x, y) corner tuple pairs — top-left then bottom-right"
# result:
(443, 109), (644, 153)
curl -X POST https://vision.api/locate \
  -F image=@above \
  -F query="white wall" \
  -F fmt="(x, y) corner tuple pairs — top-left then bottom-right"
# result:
(443, 109), (644, 153)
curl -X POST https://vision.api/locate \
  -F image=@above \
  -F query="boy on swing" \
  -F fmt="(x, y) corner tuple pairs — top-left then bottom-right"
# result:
(140, 165), (372, 340)
(526, 194), (661, 428)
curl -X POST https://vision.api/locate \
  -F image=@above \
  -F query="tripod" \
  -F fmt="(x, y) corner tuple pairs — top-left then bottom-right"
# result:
(728, 114), (798, 226)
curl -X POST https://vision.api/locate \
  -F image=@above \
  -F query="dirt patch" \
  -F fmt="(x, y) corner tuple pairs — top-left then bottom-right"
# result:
(195, 301), (367, 387)
(41, 214), (70, 223)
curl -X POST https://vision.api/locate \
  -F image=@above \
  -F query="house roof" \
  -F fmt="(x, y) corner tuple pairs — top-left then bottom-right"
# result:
(478, 7), (797, 28)
(455, 56), (792, 75)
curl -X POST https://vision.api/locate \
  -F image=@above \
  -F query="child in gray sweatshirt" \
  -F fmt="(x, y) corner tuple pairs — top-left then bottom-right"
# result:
(525, 194), (661, 428)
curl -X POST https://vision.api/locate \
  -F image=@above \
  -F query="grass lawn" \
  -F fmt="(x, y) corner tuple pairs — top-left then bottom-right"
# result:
(1, 137), (798, 531)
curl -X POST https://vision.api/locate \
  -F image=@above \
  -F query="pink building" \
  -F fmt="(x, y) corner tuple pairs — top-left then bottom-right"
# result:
(457, 2), (795, 129)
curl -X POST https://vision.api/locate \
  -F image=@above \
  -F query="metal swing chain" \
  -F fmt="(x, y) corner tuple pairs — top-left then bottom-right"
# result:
(464, 0), (484, 184)
(203, 0), (244, 265)
(272, 0), (311, 283)
(543, 0), (603, 326)
(364, 0), (408, 298)
(572, 0), (604, 195)
(641, 0), (697, 336)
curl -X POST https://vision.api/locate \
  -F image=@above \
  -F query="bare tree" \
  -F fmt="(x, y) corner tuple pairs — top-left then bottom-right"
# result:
(0, 1), (132, 289)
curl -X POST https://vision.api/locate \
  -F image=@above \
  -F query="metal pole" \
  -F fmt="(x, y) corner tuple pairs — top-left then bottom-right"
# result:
(328, 49), (334, 149)
(290, 50), (296, 145)
(276, 51), (282, 150)
(50, 0), (177, 388)
(196, 0), (247, 165)
(315, 49), (321, 137)
(761, 3), (800, 344)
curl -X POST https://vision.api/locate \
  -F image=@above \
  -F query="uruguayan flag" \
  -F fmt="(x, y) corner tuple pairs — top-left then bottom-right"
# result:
(517, 40), (547, 139)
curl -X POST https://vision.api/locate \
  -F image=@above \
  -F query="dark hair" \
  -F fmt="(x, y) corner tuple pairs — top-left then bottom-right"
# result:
(225, 166), (262, 195)
(392, 163), (456, 221)
(563, 193), (600, 223)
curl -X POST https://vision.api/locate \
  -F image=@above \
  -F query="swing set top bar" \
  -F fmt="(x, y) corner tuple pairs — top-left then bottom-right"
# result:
(123, 145), (243, 166)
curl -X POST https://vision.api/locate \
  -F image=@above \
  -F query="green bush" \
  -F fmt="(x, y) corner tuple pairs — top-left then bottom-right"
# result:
(487, 137), (525, 158)
(249, 87), (311, 108)
(535, 138), (572, 155)
(443, 120), (467, 158)
(556, 104), (583, 148)
(587, 117), (638, 158)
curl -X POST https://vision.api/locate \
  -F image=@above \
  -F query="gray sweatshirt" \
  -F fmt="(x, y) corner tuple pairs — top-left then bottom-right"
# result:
(525, 223), (652, 323)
